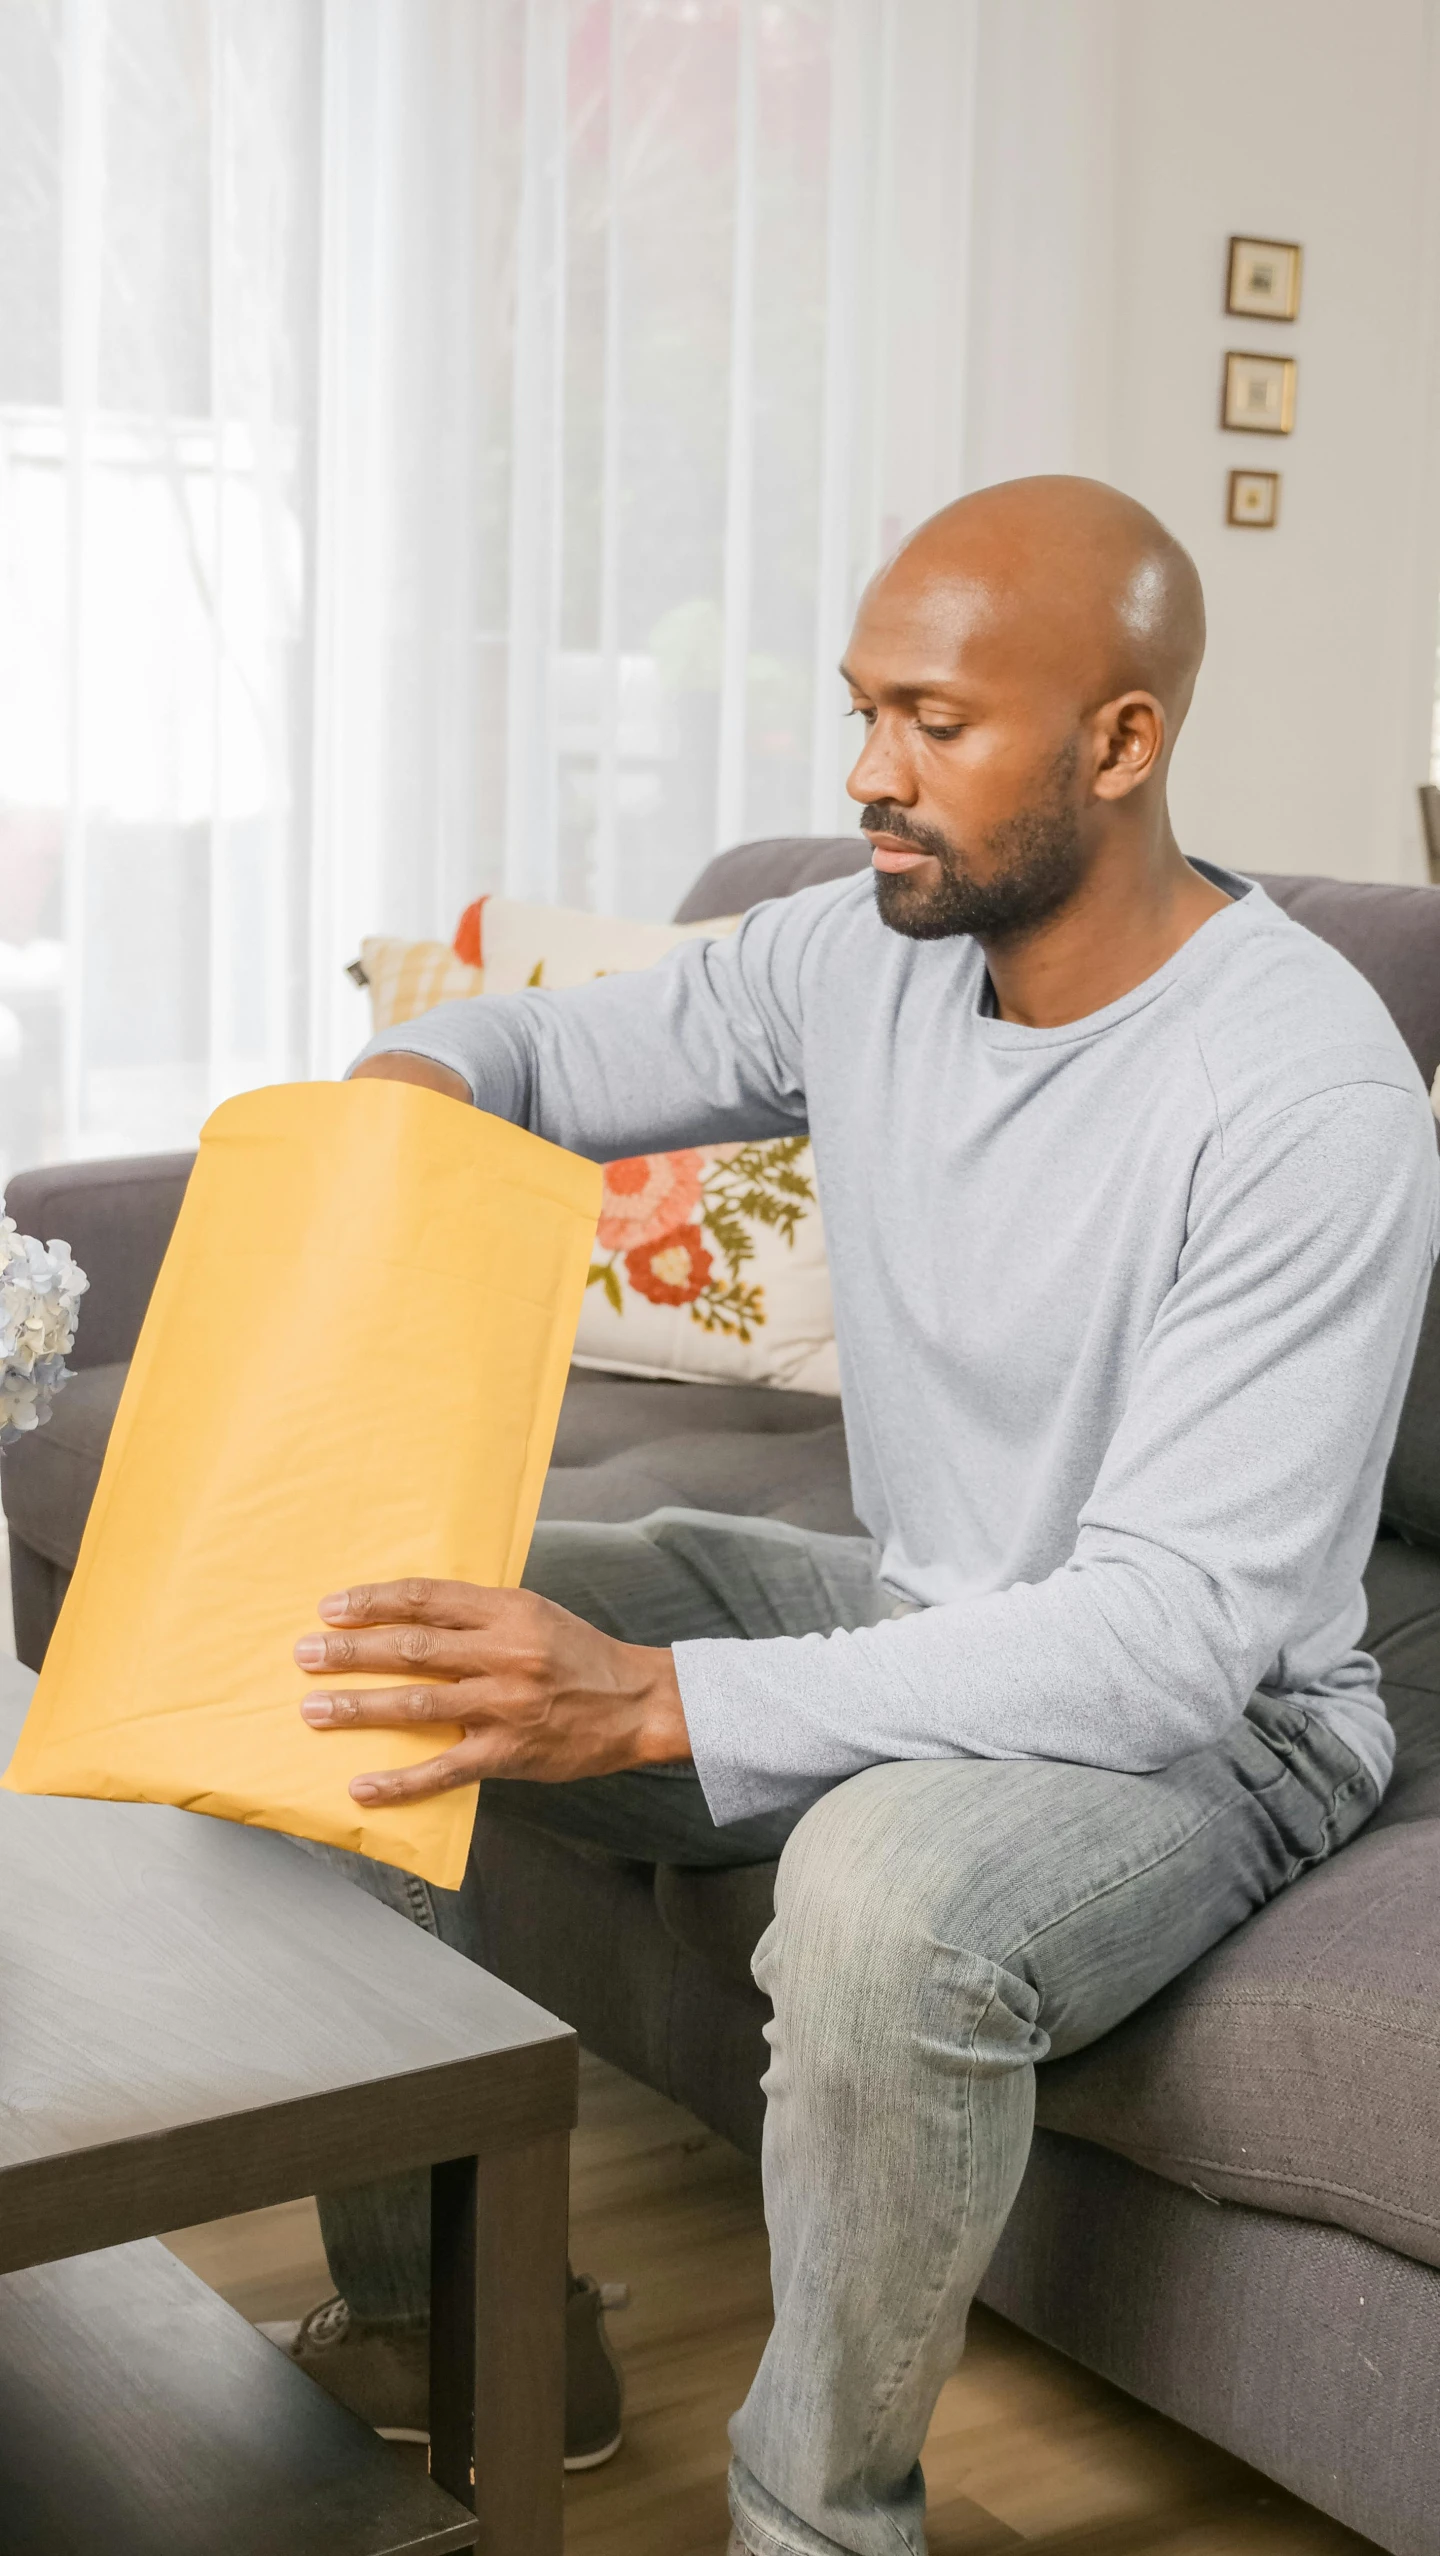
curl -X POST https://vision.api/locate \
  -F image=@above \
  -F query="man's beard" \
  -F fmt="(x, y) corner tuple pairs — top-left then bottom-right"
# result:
(867, 749), (1085, 943)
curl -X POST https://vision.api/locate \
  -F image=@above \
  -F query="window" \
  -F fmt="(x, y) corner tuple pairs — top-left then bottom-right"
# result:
(0, 0), (973, 1179)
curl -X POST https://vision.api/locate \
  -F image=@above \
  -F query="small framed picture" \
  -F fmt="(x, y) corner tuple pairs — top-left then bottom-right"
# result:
(1227, 235), (1302, 321)
(1227, 469), (1280, 529)
(1222, 351), (1297, 435)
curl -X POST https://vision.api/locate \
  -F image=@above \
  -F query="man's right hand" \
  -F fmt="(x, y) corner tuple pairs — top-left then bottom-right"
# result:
(350, 1053), (471, 1104)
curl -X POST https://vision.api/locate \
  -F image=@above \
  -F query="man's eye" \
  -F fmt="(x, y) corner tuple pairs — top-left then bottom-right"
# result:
(918, 722), (964, 741)
(845, 705), (877, 724)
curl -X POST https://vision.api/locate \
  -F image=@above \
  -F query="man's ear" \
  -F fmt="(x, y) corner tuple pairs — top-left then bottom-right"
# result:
(1091, 692), (1165, 801)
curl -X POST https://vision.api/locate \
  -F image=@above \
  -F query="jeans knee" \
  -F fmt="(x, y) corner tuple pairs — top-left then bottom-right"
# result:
(757, 1777), (930, 2050)
(754, 1764), (1044, 2107)
(762, 1769), (927, 1995)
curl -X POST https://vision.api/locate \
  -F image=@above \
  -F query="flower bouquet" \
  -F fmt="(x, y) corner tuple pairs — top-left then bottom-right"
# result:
(0, 1218), (88, 1446)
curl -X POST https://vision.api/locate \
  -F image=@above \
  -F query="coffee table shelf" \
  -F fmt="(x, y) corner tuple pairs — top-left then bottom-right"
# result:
(0, 1660), (576, 2553)
(0, 2239), (477, 2554)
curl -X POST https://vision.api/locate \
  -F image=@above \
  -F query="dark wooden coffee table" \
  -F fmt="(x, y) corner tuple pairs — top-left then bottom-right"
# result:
(0, 1657), (577, 2555)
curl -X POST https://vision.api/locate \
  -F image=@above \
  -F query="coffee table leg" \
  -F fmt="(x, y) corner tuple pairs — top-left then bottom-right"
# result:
(430, 2134), (569, 2553)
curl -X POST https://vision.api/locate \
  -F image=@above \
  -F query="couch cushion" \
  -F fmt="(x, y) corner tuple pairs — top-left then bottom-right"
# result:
(1032, 1532), (1440, 2271)
(0, 1363), (127, 1572)
(653, 1859), (777, 1987)
(1364, 1531), (1440, 1769)
(539, 1418), (859, 1535)
(672, 833), (867, 922)
(540, 1369), (860, 1534)
(551, 1370), (841, 1462)
(1381, 1266), (1440, 1554)
(1251, 871), (1440, 1097)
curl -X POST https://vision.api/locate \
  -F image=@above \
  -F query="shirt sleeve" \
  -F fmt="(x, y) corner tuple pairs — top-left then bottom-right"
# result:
(347, 890), (829, 1159)
(676, 1078), (1440, 1824)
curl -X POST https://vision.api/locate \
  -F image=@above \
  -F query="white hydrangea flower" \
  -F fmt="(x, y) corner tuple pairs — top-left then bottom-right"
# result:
(0, 1218), (88, 1447)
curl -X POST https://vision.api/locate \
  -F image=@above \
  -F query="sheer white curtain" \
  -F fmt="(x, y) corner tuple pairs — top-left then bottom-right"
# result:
(0, 0), (975, 1180)
(1, 0), (323, 1173)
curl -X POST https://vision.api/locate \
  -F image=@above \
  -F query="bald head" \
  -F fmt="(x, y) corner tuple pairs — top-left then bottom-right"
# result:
(875, 475), (1205, 722)
(841, 475), (1207, 946)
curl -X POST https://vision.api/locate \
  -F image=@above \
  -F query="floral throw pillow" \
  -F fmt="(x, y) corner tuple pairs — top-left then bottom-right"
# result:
(580, 1134), (837, 1393)
(464, 895), (727, 993)
(359, 935), (480, 1028)
(361, 898), (839, 1395)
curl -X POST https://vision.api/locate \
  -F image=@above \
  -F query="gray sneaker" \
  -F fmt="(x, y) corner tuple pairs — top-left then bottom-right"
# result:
(258, 2269), (625, 2468)
(258, 2294), (429, 2442)
(561, 2273), (626, 2470)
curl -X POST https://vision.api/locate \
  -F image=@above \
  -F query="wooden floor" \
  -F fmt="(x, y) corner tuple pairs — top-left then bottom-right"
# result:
(166, 2053), (1380, 2556)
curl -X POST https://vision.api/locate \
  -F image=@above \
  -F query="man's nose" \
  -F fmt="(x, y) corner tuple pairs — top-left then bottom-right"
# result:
(845, 712), (917, 807)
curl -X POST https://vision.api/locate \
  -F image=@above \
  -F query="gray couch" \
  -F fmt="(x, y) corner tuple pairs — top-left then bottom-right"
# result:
(6, 839), (1440, 2555)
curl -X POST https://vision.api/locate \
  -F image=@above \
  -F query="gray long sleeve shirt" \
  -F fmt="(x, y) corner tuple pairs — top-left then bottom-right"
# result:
(358, 865), (1439, 1823)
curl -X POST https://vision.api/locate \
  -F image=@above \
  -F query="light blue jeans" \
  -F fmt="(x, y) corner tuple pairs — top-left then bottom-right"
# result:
(308, 1508), (1379, 2556)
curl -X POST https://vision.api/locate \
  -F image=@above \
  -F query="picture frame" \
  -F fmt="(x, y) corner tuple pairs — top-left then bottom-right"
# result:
(1227, 469), (1280, 529)
(1226, 235), (1302, 322)
(1222, 351), (1296, 435)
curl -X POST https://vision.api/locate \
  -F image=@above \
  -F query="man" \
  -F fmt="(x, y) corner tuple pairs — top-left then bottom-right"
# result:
(281, 477), (1437, 2556)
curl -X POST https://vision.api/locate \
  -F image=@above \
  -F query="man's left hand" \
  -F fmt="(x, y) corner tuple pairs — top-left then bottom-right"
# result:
(293, 1581), (690, 1805)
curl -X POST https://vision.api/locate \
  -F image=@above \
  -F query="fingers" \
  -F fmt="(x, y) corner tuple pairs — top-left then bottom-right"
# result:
(301, 1682), (468, 1731)
(294, 1619), (490, 1677)
(300, 1681), (496, 1804)
(295, 1585), (551, 1676)
(348, 1736), (498, 1807)
(314, 1578), (495, 1630)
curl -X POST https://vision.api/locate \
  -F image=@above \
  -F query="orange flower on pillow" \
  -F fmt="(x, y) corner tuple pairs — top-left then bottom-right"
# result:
(596, 1150), (706, 1252)
(584, 1133), (813, 1345)
(625, 1225), (714, 1307)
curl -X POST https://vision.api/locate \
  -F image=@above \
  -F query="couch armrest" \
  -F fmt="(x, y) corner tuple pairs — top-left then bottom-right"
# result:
(3, 1153), (195, 1369)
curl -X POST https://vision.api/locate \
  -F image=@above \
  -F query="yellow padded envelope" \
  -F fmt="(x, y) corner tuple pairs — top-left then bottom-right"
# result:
(1, 1080), (602, 1889)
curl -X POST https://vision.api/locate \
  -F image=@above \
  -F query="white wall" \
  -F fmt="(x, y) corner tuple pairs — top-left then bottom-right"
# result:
(961, 0), (1440, 885)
